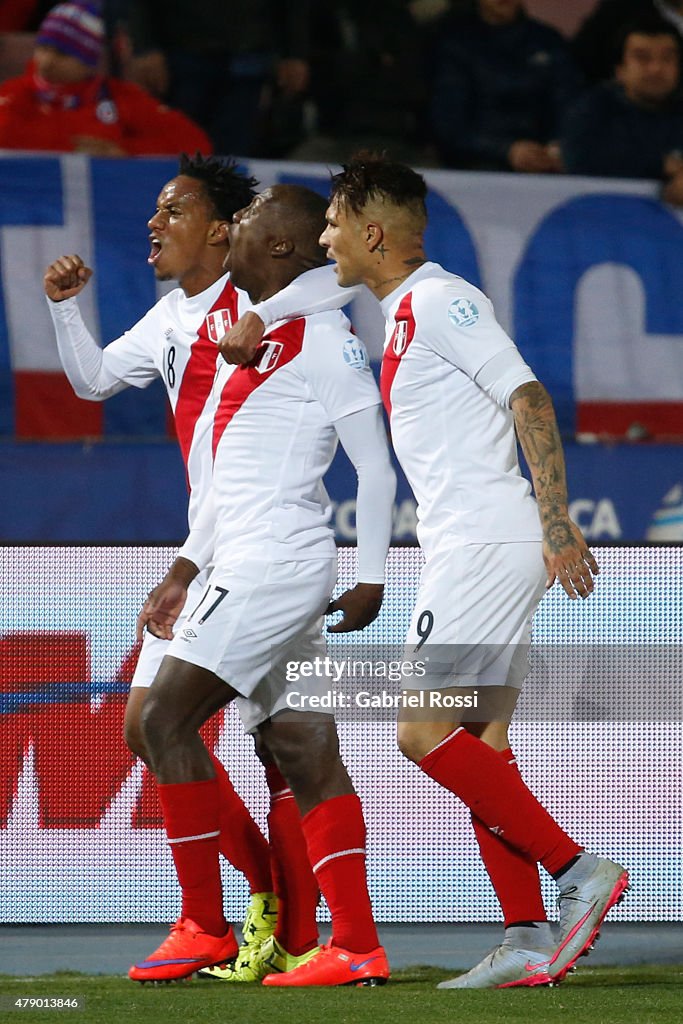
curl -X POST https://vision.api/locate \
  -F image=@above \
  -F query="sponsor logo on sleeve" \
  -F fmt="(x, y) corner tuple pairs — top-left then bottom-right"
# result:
(342, 337), (369, 369)
(448, 297), (479, 328)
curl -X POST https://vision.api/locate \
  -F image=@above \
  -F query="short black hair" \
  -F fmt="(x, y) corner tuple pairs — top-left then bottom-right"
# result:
(615, 14), (682, 67)
(329, 151), (427, 218)
(178, 153), (259, 222)
(270, 184), (329, 268)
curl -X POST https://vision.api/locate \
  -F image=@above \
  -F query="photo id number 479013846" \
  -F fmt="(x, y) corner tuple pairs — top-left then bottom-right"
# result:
(1, 997), (84, 1011)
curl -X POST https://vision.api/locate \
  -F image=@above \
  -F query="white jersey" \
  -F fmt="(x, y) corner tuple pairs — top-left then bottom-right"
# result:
(49, 264), (359, 534)
(98, 274), (243, 530)
(209, 310), (381, 567)
(379, 262), (541, 557)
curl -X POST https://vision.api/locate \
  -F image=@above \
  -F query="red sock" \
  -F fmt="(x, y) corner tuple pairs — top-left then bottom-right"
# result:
(265, 764), (319, 956)
(301, 793), (378, 953)
(157, 778), (228, 936)
(420, 729), (581, 876)
(209, 752), (272, 894)
(471, 747), (547, 926)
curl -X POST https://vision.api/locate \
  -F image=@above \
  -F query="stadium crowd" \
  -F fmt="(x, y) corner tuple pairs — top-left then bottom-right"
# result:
(2, 1), (683, 196)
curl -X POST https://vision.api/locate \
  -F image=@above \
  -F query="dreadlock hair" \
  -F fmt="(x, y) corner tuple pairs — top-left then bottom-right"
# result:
(329, 150), (428, 224)
(178, 152), (259, 222)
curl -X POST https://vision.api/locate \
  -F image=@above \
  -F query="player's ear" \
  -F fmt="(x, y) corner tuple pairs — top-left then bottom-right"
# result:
(209, 220), (230, 244)
(366, 222), (384, 253)
(271, 238), (295, 259)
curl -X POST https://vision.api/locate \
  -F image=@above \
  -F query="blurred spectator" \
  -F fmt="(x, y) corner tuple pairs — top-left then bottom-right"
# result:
(124, 1), (311, 157)
(561, 14), (683, 202)
(0, 1), (212, 155)
(288, 1), (431, 165)
(430, 0), (580, 172)
(573, 1), (683, 84)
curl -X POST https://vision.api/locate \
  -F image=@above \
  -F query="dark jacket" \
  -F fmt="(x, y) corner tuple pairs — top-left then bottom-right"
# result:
(430, 11), (580, 169)
(561, 80), (683, 179)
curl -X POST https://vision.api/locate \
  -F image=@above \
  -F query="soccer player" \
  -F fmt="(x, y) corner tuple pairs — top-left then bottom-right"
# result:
(43, 156), (365, 981)
(315, 153), (629, 989)
(218, 154), (630, 989)
(133, 183), (395, 986)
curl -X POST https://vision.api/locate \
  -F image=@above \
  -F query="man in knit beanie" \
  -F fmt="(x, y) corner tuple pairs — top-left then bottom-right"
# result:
(0, 0), (212, 154)
(35, 1), (105, 70)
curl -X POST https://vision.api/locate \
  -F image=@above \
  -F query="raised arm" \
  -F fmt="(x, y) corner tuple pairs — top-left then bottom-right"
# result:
(44, 254), (135, 400)
(510, 380), (598, 599)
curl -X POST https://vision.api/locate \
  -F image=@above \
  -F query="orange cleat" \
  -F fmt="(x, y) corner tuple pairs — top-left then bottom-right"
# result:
(262, 942), (390, 987)
(129, 917), (238, 982)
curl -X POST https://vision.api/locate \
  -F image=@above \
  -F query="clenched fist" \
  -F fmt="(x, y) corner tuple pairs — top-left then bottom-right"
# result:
(44, 254), (93, 302)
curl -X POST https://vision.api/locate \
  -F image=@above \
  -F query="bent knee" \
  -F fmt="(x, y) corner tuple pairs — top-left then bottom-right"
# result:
(397, 726), (426, 764)
(124, 688), (150, 763)
(123, 716), (149, 763)
(138, 691), (175, 757)
(397, 721), (454, 765)
(265, 720), (340, 788)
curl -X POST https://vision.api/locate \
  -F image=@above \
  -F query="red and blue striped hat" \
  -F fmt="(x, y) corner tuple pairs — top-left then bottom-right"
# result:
(36, 2), (104, 69)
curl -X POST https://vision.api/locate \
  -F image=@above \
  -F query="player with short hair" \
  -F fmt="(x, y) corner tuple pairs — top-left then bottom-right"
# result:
(43, 155), (365, 981)
(314, 152), (629, 989)
(132, 182), (396, 987)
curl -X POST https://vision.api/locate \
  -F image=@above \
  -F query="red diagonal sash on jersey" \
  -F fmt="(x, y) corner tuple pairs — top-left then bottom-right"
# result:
(174, 280), (238, 472)
(380, 292), (416, 418)
(212, 318), (306, 458)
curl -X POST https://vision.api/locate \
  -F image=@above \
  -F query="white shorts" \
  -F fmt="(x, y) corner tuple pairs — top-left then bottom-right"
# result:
(131, 571), (211, 689)
(166, 556), (338, 732)
(404, 541), (546, 690)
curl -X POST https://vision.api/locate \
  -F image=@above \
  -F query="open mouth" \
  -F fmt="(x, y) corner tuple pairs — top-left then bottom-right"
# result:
(148, 237), (162, 265)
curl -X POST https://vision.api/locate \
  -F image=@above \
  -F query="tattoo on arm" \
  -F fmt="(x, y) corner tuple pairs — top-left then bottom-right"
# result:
(510, 381), (571, 552)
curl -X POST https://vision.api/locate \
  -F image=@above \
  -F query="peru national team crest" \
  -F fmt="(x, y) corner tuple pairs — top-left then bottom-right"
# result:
(448, 297), (479, 328)
(255, 340), (284, 374)
(206, 308), (233, 342)
(392, 319), (409, 356)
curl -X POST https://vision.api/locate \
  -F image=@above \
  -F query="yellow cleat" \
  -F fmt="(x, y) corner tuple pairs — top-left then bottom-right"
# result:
(240, 891), (278, 949)
(199, 935), (320, 983)
(198, 892), (278, 983)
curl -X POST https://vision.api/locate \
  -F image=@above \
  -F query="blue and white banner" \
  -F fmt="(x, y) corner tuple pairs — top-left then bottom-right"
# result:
(1, 155), (683, 437)
(0, 155), (682, 541)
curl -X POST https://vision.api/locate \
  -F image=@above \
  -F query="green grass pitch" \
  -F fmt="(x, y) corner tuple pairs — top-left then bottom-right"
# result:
(0, 966), (681, 1024)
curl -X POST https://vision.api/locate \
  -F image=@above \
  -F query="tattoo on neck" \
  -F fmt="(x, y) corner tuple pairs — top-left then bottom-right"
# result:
(377, 244), (388, 258)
